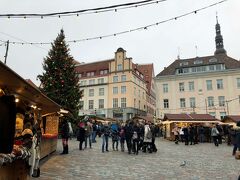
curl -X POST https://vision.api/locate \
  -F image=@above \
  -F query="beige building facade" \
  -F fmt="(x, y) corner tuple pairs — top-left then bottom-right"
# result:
(75, 48), (156, 121)
(155, 19), (240, 120)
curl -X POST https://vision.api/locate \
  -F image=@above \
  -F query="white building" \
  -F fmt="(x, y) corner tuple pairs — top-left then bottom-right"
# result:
(155, 18), (240, 120)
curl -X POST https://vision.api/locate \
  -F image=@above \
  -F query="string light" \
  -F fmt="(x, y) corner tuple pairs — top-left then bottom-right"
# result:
(0, 0), (228, 45)
(0, 0), (165, 19)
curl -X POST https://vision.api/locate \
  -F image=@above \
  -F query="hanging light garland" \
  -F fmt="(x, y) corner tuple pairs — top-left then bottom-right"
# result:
(0, 0), (228, 45)
(0, 0), (165, 19)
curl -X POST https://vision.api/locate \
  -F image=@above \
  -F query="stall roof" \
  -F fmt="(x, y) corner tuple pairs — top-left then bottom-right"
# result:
(0, 61), (61, 115)
(163, 113), (219, 122)
(132, 116), (153, 122)
(222, 115), (240, 123)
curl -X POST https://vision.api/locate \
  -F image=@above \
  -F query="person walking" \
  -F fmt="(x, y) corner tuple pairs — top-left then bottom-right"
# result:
(84, 122), (92, 149)
(182, 126), (189, 145)
(211, 125), (219, 147)
(229, 122), (240, 156)
(132, 123), (140, 155)
(124, 121), (134, 154)
(76, 122), (85, 150)
(61, 119), (70, 154)
(172, 126), (179, 144)
(198, 126), (205, 143)
(119, 125), (125, 152)
(101, 122), (110, 153)
(143, 122), (152, 153)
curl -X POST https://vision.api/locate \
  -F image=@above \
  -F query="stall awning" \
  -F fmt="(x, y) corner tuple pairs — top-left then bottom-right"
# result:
(0, 61), (61, 115)
(162, 120), (221, 124)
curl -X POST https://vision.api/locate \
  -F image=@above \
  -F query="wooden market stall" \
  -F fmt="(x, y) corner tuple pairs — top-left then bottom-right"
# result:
(0, 61), (60, 179)
(162, 113), (220, 140)
(222, 115), (240, 126)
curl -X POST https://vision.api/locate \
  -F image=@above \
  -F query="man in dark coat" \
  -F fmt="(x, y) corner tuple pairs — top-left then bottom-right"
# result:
(124, 121), (134, 154)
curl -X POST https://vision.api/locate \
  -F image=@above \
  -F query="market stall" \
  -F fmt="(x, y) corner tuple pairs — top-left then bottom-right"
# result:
(222, 115), (240, 126)
(0, 61), (60, 179)
(162, 113), (220, 140)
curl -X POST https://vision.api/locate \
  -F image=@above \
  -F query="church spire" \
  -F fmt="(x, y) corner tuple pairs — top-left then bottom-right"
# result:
(214, 15), (227, 55)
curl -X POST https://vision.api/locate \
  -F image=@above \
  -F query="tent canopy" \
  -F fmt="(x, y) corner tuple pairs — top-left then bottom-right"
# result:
(0, 61), (60, 115)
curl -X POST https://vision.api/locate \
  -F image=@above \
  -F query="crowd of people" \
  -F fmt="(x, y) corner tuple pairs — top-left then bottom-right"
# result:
(60, 118), (240, 159)
(60, 117), (160, 155)
(171, 122), (240, 156)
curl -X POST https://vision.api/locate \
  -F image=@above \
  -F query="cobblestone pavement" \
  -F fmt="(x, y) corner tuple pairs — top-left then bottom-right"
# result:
(34, 138), (240, 180)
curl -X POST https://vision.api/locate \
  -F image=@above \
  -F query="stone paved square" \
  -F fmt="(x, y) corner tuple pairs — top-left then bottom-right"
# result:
(34, 138), (240, 180)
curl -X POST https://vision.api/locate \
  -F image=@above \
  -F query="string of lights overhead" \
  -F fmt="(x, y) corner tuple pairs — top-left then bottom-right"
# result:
(0, 0), (228, 45)
(0, 0), (166, 19)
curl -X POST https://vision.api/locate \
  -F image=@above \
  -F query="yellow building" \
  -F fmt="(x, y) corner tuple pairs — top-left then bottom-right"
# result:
(155, 19), (240, 120)
(75, 48), (156, 121)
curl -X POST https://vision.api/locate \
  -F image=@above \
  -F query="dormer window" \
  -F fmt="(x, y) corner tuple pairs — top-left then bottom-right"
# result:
(194, 59), (203, 64)
(180, 62), (189, 66)
(209, 58), (218, 63)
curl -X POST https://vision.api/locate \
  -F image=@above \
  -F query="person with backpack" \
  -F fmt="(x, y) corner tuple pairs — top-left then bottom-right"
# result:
(132, 123), (140, 155)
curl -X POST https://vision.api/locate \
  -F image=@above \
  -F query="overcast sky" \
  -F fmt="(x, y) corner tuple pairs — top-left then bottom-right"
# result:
(0, 0), (239, 85)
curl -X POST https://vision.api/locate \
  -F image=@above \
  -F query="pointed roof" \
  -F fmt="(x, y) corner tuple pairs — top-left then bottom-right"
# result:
(137, 63), (154, 94)
(214, 15), (227, 55)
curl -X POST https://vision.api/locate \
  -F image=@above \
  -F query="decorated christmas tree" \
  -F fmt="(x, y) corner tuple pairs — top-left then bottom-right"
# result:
(38, 29), (82, 119)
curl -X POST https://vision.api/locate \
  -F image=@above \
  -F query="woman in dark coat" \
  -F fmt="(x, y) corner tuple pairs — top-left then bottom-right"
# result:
(76, 122), (86, 150)
(61, 119), (70, 154)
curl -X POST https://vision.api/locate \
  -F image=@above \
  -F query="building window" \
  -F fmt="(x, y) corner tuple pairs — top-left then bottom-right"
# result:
(208, 96), (214, 107)
(98, 78), (104, 84)
(220, 112), (226, 120)
(100, 69), (108, 75)
(217, 79), (223, 89)
(113, 76), (118, 82)
(121, 86), (126, 94)
(134, 87), (136, 96)
(79, 101), (84, 110)
(163, 84), (168, 93)
(78, 73), (82, 78)
(89, 100), (94, 109)
(237, 78), (240, 88)
(87, 72), (95, 77)
(89, 79), (95, 85)
(179, 82), (184, 92)
(99, 88), (104, 96)
(206, 80), (212, 90)
(180, 98), (186, 108)
(138, 90), (140, 97)
(194, 59), (203, 64)
(113, 98), (118, 108)
(189, 97), (196, 108)
(163, 99), (169, 109)
(134, 98), (136, 108)
(121, 75), (127, 82)
(89, 89), (94, 97)
(99, 99), (104, 109)
(121, 98), (126, 108)
(113, 87), (118, 94)
(209, 65), (215, 71)
(218, 96), (225, 107)
(142, 92), (145, 99)
(189, 81), (194, 91)
(209, 112), (216, 117)
(117, 64), (123, 71)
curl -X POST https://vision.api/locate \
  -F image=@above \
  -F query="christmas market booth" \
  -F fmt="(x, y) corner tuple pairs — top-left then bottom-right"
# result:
(162, 113), (220, 140)
(0, 61), (60, 179)
(221, 115), (240, 126)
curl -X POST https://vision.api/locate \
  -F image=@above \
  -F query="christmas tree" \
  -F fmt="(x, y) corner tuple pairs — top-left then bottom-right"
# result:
(38, 29), (82, 119)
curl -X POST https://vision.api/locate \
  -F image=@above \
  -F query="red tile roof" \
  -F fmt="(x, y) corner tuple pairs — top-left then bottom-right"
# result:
(157, 54), (240, 77)
(163, 113), (218, 121)
(138, 64), (154, 94)
(75, 59), (113, 77)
